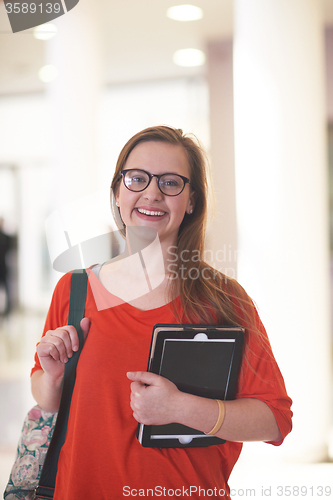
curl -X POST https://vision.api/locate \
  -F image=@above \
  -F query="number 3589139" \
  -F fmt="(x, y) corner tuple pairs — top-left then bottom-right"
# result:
(5, 3), (62, 14)
(277, 486), (331, 496)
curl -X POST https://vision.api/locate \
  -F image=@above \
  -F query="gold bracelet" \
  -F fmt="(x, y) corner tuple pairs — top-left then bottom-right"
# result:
(205, 400), (225, 435)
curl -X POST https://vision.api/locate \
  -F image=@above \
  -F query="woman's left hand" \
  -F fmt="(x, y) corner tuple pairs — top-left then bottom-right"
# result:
(127, 371), (182, 425)
(127, 372), (283, 442)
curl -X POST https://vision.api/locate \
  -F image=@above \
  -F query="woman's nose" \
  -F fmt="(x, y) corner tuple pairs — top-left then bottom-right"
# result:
(143, 177), (163, 200)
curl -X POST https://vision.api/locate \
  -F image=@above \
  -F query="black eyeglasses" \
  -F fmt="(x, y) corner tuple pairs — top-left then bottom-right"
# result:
(120, 169), (190, 196)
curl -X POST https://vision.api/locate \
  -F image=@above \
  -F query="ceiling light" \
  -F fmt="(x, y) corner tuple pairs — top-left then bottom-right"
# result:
(33, 23), (58, 40)
(167, 5), (203, 21)
(173, 48), (206, 67)
(38, 65), (58, 83)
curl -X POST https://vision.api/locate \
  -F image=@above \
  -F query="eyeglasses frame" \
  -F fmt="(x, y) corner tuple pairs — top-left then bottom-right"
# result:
(119, 169), (190, 197)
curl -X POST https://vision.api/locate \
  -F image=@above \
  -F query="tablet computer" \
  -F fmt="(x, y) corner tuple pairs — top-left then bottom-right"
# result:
(137, 323), (244, 448)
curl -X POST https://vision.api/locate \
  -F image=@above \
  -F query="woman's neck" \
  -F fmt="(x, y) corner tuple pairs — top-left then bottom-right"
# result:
(124, 226), (177, 279)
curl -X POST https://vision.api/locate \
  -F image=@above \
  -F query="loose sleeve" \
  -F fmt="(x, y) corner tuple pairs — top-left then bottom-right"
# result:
(30, 272), (73, 377)
(236, 305), (293, 446)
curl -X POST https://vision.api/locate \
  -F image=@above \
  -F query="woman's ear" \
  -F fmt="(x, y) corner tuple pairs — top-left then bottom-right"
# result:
(186, 191), (195, 214)
(110, 187), (126, 236)
(112, 181), (121, 208)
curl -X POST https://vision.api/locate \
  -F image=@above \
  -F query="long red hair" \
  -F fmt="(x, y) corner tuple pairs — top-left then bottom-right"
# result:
(110, 126), (269, 361)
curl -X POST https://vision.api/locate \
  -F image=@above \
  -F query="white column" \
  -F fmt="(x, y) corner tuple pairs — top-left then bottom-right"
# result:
(46, 1), (102, 206)
(234, 0), (331, 461)
(42, 2), (103, 284)
(206, 41), (237, 278)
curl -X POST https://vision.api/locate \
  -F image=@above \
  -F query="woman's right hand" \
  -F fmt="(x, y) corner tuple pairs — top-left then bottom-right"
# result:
(36, 317), (91, 381)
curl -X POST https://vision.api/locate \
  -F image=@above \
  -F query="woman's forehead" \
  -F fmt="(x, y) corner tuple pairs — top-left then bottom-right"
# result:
(125, 141), (190, 176)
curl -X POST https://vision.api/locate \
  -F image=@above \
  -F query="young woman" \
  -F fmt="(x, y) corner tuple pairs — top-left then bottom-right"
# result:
(31, 126), (292, 499)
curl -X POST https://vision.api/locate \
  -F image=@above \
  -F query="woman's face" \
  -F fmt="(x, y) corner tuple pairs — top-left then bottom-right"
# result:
(115, 141), (194, 247)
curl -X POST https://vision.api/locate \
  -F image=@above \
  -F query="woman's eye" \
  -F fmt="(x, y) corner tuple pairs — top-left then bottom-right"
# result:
(131, 176), (146, 183)
(162, 178), (180, 188)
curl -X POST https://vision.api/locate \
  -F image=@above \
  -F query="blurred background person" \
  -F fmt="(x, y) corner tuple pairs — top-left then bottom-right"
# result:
(0, 216), (16, 317)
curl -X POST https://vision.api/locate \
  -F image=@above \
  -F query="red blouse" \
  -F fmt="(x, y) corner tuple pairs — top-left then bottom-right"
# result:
(31, 270), (292, 499)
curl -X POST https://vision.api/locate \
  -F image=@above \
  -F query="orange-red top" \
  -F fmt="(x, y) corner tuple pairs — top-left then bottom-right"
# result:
(31, 270), (292, 499)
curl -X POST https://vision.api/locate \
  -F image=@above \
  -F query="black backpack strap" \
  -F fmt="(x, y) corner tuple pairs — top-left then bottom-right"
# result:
(34, 269), (88, 499)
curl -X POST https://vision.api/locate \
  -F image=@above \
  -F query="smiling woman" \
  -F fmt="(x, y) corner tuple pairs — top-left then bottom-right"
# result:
(114, 140), (195, 252)
(29, 125), (292, 500)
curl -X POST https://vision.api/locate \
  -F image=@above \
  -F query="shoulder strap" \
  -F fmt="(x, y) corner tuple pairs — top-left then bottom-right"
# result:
(35, 269), (88, 499)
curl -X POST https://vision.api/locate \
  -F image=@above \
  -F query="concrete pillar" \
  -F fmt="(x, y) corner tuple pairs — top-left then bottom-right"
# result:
(233, 0), (331, 461)
(206, 40), (237, 278)
(41, 2), (103, 284)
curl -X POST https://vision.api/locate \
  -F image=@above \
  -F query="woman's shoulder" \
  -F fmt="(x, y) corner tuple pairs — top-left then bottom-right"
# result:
(54, 269), (76, 288)
(51, 268), (90, 301)
(55, 268), (92, 286)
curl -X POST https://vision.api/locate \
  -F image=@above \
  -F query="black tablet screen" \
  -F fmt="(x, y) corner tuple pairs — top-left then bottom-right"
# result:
(159, 339), (236, 400)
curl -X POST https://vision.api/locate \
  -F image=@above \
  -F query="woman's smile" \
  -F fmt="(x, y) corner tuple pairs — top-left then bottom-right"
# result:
(135, 206), (168, 219)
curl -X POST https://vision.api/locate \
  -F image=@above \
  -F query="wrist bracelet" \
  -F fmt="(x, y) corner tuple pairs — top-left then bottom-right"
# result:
(205, 400), (225, 435)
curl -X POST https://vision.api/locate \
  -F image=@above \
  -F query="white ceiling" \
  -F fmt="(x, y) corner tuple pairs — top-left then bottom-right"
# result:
(0, 0), (332, 96)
